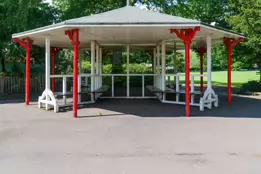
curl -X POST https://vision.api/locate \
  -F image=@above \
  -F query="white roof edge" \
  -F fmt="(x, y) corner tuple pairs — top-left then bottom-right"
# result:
(201, 24), (245, 38)
(12, 23), (244, 39)
(12, 25), (65, 38)
(12, 23), (201, 38)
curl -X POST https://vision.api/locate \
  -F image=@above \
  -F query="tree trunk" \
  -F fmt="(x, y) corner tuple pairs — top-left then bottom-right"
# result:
(0, 48), (6, 73)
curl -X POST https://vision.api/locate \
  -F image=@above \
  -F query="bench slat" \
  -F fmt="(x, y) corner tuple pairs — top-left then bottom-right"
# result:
(146, 86), (203, 95)
(53, 85), (110, 97)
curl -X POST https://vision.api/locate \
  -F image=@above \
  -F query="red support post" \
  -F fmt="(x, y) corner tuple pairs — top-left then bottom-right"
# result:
(224, 38), (244, 104)
(50, 47), (61, 92)
(66, 29), (80, 118)
(102, 50), (111, 57)
(170, 27), (200, 117)
(14, 38), (34, 105)
(194, 47), (207, 92)
(146, 50), (153, 57)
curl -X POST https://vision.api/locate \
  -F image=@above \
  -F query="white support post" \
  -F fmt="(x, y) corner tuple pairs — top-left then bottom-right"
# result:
(63, 77), (67, 104)
(142, 75), (145, 97)
(153, 48), (156, 86)
(78, 51), (82, 103)
(45, 35), (51, 110)
(207, 36), (212, 109)
(157, 45), (160, 74)
(174, 42), (177, 74)
(96, 43), (99, 90)
(191, 76), (195, 104)
(174, 42), (177, 83)
(200, 36), (218, 111)
(161, 41), (166, 101)
(91, 41), (95, 101)
(85, 50), (89, 86)
(207, 36), (212, 90)
(99, 48), (102, 88)
(112, 76), (114, 97)
(156, 45), (160, 89)
(176, 75), (180, 102)
(127, 45), (130, 97)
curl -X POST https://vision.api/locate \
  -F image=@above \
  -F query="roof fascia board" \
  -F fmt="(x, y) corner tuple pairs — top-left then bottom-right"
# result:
(12, 23), (65, 38)
(12, 23), (244, 39)
(200, 23), (245, 38)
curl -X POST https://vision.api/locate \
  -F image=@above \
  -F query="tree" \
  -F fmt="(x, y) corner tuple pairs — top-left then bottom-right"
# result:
(228, 0), (261, 81)
(0, 0), (58, 74)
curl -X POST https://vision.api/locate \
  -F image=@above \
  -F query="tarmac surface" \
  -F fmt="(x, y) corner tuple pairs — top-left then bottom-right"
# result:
(0, 95), (261, 174)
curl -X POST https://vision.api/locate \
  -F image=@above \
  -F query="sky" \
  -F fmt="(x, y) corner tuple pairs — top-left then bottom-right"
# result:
(44, 0), (146, 9)
(45, 0), (52, 4)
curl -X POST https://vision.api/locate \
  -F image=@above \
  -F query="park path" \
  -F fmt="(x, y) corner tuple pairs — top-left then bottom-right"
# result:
(0, 95), (261, 174)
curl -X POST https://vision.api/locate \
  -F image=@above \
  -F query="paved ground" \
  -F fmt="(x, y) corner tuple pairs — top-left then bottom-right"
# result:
(1, 95), (261, 174)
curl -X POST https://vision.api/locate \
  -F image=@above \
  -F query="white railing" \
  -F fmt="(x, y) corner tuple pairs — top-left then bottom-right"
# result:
(46, 73), (217, 111)
(163, 73), (208, 105)
(50, 74), (93, 103)
(100, 73), (158, 99)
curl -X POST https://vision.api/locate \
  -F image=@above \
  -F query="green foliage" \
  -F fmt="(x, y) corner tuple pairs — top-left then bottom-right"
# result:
(0, 72), (8, 77)
(232, 62), (244, 71)
(129, 63), (151, 73)
(53, 0), (144, 20)
(81, 61), (152, 75)
(190, 51), (200, 71)
(0, 0), (258, 81)
(240, 80), (261, 94)
(228, 0), (261, 80)
(0, 0), (58, 74)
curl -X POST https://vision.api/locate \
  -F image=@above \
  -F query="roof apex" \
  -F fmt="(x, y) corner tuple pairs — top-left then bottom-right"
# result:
(64, 6), (200, 25)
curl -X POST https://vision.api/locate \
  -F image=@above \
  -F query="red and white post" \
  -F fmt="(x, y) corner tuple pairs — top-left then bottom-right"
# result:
(14, 38), (34, 105)
(170, 27), (200, 117)
(65, 29), (80, 118)
(224, 38), (244, 104)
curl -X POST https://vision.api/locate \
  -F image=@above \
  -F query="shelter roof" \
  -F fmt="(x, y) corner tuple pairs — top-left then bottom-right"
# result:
(12, 6), (244, 49)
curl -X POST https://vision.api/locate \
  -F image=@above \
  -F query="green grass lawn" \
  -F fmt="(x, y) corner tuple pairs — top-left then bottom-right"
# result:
(167, 71), (259, 87)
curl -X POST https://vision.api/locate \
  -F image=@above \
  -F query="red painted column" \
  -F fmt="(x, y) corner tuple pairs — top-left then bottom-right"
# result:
(185, 41), (192, 116)
(227, 45), (232, 104)
(224, 38), (244, 104)
(170, 27), (200, 117)
(14, 38), (33, 105)
(25, 50), (30, 105)
(194, 47), (206, 92)
(50, 48), (61, 92)
(66, 29), (80, 118)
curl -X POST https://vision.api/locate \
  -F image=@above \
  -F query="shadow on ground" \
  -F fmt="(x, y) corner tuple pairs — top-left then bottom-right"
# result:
(1, 89), (261, 119)
(0, 93), (40, 104)
(77, 94), (261, 119)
